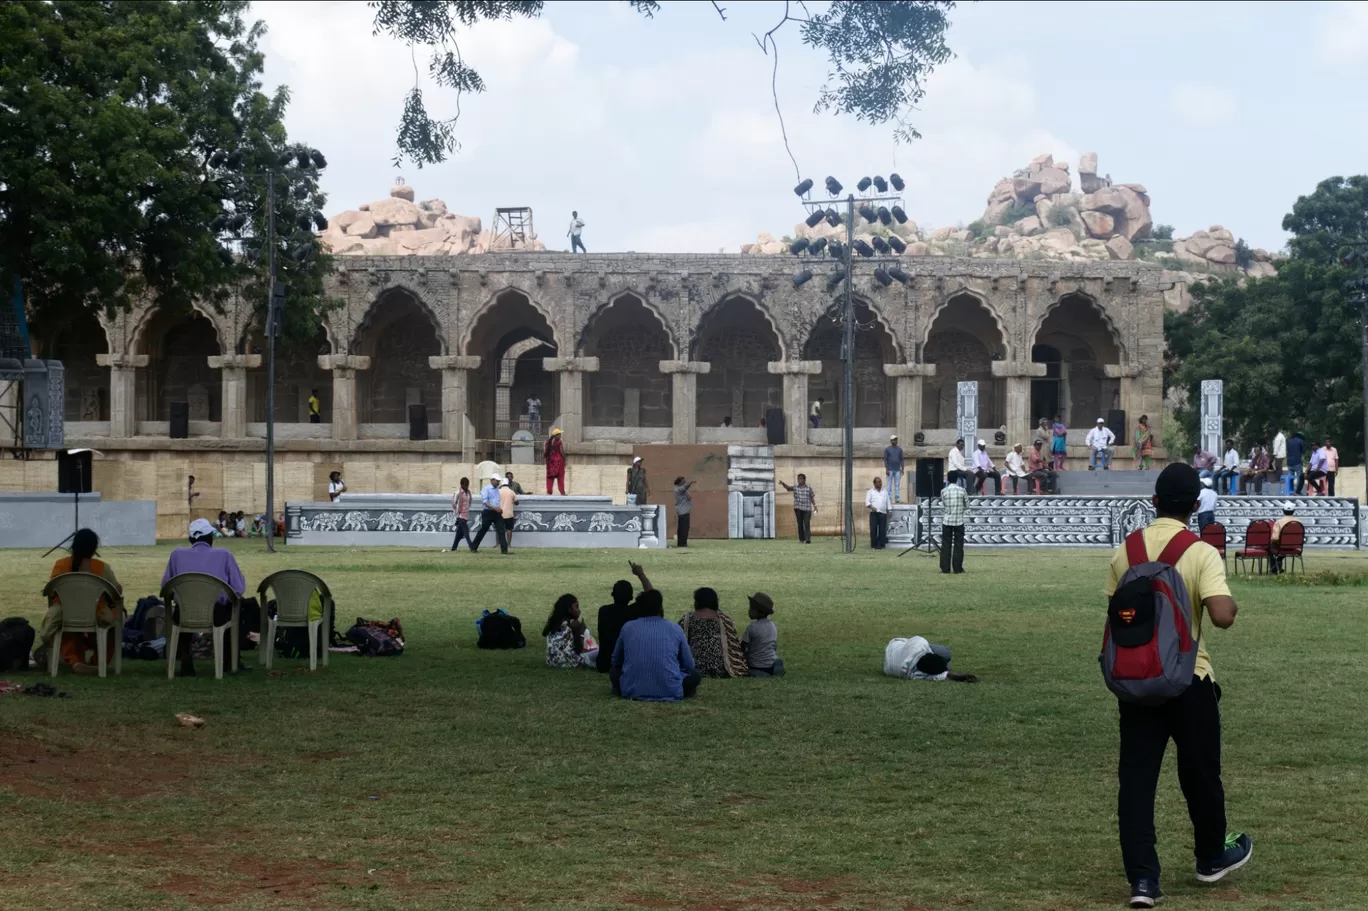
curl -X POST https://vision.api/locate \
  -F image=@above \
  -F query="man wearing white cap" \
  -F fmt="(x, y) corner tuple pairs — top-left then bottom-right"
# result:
(471, 472), (509, 554)
(626, 456), (649, 506)
(161, 518), (246, 675)
(971, 439), (1001, 496)
(1197, 476), (1219, 530)
(884, 434), (905, 504)
(1087, 417), (1115, 470)
(1270, 502), (1298, 573)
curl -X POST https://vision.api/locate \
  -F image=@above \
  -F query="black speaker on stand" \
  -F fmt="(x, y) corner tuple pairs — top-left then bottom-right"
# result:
(1108, 409), (1127, 447)
(915, 457), (943, 499)
(764, 407), (786, 446)
(408, 404), (429, 441)
(169, 401), (189, 439)
(45, 448), (101, 557)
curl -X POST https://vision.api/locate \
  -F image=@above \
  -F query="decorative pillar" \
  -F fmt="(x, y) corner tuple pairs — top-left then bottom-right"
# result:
(957, 381), (979, 450)
(1199, 378), (1223, 457)
(883, 364), (935, 448)
(319, 355), (371, 441)
(766, 360), (822, 445)
(429, 355), (482, 449)
(659, 360), (710, 445)
(96, 354), (148, 438)
(542, 356), (599, 444)
(993, 361), (1047, 448)
(207, 354), (262, 439)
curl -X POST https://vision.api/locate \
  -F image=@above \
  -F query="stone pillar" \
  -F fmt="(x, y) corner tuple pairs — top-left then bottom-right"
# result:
(319, 355), (371, 442)
(1198, 378), (1223, 456)
(957, 381), (979, 450)
(207, 354), (262, 439)
(429, 355), (482, 448)
(766, 360), (822, 445)
(1105, 364), (1144, 446)
(659, 360), (710, 445)
(96, 354), (148, 438)
(883, 364), (936, 448)
(993, 361), (1047, 448)
(542, 356), (600, 444)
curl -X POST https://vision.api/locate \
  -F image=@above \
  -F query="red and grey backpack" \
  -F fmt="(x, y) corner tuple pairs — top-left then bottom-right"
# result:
(1101, 530), (1200, 705)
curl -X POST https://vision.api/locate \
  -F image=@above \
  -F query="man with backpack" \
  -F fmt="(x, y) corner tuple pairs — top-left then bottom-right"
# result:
(1102, 463), (1251, 908)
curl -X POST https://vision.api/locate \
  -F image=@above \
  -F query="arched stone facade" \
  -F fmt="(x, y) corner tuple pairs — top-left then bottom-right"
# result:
(65, 254), (1165, 462)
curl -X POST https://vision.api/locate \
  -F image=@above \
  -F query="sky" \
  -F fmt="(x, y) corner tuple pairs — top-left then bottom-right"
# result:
(253, 0), (1368, 255)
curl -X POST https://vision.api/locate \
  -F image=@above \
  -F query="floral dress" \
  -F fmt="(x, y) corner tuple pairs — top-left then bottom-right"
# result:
(545, 621), (597, 669)
(679, 612), (745, 677)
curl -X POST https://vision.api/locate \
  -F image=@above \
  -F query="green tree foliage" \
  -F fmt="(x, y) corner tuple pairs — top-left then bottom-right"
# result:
(1166, 176), (1368, 461)
(368, 0), (958, 166)
(1, 0), (333, 349)
(1152, 224), (1174, 241)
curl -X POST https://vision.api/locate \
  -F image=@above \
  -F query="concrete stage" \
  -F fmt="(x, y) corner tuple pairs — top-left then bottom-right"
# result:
(285, 494), (665, 548)
(0, 492), (157, 548)
(889, 494), (1362, 549)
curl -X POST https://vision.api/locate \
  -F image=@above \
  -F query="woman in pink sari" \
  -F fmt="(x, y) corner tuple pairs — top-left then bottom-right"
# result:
(544, 428), (566, 494)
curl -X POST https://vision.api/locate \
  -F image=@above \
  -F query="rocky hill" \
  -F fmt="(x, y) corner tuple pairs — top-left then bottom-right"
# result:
(744, 152), (1278, 303)
(319, 182), (545, 256)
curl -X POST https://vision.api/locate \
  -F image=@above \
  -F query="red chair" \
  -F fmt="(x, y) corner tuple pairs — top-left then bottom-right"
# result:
(1270, 520), (1306, 575)
(1235, 520), (1273, 575)
(1200, 522), (1228, 569)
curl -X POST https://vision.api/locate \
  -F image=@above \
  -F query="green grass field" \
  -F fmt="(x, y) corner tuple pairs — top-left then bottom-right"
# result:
(2, 538), (1366, 911)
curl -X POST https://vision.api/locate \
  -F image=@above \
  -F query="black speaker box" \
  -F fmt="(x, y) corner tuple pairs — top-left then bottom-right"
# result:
(57, 449), (93, 494)
(765, 407), (786, 445)
(408, 403), (429, 441)
(1108, 409), (1127, 446)
(915, 457), (943, 499)
(169, 401), (190, 439)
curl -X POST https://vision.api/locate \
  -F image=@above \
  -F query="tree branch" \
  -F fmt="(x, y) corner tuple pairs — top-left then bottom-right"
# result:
(710, 1), (727, 20)
(753, 0), (802, 181)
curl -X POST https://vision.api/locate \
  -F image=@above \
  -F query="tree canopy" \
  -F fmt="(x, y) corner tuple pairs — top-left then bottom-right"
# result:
(0, 0), (332, 347)
(368, 0), (958, 167)
(1166, 175), (1368, 462)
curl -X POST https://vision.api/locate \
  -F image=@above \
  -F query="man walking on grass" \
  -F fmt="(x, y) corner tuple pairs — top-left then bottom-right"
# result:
(1105, 463), (1251, 908)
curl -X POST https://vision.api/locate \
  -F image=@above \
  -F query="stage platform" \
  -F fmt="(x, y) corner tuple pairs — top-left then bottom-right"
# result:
(888, 494), (1362, 549)
(285, 494), (665, 548)
(1055, 469), (1160, 496)
(0, 492), (156, 548)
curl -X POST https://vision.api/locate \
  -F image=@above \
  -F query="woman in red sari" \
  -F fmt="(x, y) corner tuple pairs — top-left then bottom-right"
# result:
(544, 427), (567, 494)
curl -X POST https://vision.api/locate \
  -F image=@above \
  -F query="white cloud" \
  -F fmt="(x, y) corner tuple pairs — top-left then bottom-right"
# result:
(1170, 83), (1237, 127)
(251, 2), (1081, 252)
(1319, 0), (1368, 63)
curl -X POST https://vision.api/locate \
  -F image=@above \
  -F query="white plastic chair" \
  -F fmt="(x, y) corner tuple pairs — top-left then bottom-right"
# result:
(160, 572), (241, 680)
(258, 570), (333, 671)
(41, 573), (124, 678)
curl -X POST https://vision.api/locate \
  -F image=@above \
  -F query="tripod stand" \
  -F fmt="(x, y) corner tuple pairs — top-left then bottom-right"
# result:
(44, 449), (97, 557)
(899, 498), (941, 558)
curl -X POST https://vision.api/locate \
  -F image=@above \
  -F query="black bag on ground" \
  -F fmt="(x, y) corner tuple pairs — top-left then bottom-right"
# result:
(476, 609), (525, 650)
(0, 617), (36, 671)
(345, 617), (404, 657)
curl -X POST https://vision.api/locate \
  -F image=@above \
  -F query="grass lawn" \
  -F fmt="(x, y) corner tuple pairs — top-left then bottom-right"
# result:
(1, 537), (1366, 911)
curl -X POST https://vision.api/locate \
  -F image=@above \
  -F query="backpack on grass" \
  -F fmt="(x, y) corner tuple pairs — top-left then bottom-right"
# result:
(476, 609), (525, 650)
(0, 617), (36, 671)
(1101, 529), (1200, 705)
(345, 617), (405, 657)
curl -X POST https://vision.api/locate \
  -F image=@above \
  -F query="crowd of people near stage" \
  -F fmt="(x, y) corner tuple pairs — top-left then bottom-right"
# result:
(1191, 431), (1340, 496)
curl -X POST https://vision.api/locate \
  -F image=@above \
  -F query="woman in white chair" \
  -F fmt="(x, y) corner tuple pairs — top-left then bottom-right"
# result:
(41, 529), (123, 675)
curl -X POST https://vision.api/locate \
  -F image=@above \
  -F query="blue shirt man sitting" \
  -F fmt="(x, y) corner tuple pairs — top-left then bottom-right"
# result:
(610, 589), (700, 701)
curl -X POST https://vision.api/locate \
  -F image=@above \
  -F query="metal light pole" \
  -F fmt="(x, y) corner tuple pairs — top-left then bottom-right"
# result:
(1344, 240), (1368, 469)
(265, 171), (278, 553)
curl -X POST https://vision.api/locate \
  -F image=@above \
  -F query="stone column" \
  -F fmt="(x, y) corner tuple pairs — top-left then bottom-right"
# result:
(96, 354), (148, 438)
(883, 364), (936, 447)
(1105, 363), (1144, 441)
(429, 355), (482, 448)
(659, 360), (710, 445)
(766, 360), (822, 445)
(207, 354), (262, 439)
(993, 361), (1047, 448)
(319, 355), (371, 442)
(542, 356), (600, 444)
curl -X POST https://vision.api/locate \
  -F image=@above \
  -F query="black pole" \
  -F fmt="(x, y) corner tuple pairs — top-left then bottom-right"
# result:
(265, 170), (277, 554)
(843, 194), (855, 553)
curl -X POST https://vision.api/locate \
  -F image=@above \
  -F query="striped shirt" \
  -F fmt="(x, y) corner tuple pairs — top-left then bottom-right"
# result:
(790, 484), (815, 512)
(940, 485), (968, 526)
(611, 616), (696, 702)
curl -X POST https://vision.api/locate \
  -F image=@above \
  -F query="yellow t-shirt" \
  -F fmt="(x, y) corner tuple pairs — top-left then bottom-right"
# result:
(1104, 518), (1230, 681)
(308, 396), (320, 416)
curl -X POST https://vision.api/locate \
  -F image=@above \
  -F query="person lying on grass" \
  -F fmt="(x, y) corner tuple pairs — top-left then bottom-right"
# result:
(883, 636), (979, 682)
(543, 594), (598, 669)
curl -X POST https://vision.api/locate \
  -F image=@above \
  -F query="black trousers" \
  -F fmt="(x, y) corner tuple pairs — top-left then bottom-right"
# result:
(309, 413), (320, 424)
(795, 509), (812, 543)
(1118, 677), (1227, 883)
(677, 512), (690, 547)
(450, 517), (472, 551)
(1327, 470), (1337, 496)
(471, 508), (507, 554)
(611, 666), (701, 699)
(868, 511), (888, 549)
(1306, 469), (1326, 495)
(939, 524), (964, 573)
(974, 468), (1002, 495)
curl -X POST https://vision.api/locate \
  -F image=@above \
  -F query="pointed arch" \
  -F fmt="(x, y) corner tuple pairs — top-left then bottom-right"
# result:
(579, 292), (675, 429)
(355, 284), (446, 356)
(693, 293), (785, 428)
(578, 290), (679, 359)
(1030, 291), (1124, 427)
(920, 288), (1010, 359)
(922, 291), (1009, 430)
(1030, 291), (1124, 363)
(462, 286), (562, 356)
(464, 288), (560, 441)
(803, 295), (900, 427)
(353, 286), (444, 425)
(692, 292), (787, 361)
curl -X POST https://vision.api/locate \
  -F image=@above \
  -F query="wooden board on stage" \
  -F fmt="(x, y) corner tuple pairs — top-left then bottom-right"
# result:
(631, 445), (730, 539)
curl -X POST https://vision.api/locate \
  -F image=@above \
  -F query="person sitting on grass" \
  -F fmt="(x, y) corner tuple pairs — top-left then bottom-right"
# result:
(611, 589), (701, 701)
(162, 518), (246, 677)
(39, 528), (124, 675)
(679, 587), (745, 677)
(596, 561), (653, 673)
(741, 592), (784, 677)
(215, 510), (231, 537)
(543, 594), (598, 669)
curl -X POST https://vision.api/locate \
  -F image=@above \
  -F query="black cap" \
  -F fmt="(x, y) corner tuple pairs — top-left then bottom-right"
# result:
(1155, 463), (1200, 513)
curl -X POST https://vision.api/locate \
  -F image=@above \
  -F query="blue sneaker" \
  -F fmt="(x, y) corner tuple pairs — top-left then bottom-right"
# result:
(1196, 832), (1253, 883)
(1129, 878), (1163, 908)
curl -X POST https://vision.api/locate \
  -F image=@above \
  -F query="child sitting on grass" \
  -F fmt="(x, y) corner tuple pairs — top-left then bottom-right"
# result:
(741, 592), (784, 677)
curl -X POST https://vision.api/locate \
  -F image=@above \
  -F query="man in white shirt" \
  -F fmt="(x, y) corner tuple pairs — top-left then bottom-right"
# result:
(567, 210), (586, 253)
(1197, 477), (1219, 530)
(971, 439), (1002, 495)
(1214, 444), (1241, 492)
(328, 471), (346, 501)
(526, 395), (542, 435)
(865, 475), (891, 550)
(810, 397), (823, 429)
(1271, 430), (1287, 477)
(1086, 417), (1116, 470)
(1005, 443), (1030, 494)
(946, 438), (969, 487)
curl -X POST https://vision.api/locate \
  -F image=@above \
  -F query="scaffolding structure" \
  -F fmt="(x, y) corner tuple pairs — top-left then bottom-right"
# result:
(490, 207), (535, 251)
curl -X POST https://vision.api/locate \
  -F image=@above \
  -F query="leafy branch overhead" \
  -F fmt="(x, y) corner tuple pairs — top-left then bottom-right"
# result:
(368, 0), (958, 167)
